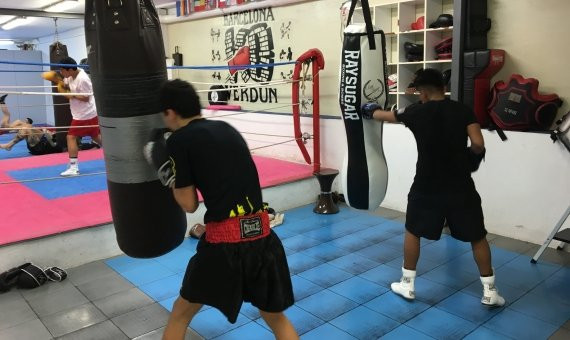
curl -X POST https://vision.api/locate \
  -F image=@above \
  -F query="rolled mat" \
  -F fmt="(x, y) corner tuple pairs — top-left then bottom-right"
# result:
(85, 0), (187, 258)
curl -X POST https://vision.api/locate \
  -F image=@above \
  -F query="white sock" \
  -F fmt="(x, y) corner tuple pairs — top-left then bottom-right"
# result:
(70, 158), (78, 167)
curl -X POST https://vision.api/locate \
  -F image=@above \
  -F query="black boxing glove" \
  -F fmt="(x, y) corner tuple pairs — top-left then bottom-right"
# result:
(144, 128), (175, 187)
(361, 102), (382, 120)
(467, 147), (486, 172)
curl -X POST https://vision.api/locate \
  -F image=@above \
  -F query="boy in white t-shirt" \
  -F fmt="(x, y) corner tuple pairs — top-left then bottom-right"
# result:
(59, 57), (102, 176)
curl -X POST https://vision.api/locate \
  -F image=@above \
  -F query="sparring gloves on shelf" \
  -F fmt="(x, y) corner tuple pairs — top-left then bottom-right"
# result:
(144, 128), (176, 188)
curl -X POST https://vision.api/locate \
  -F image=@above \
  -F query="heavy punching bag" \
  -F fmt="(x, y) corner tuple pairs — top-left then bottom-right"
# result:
(49, 42), (72, 150)
(85, 0), (187, 258)
(339, 0), (389, 210)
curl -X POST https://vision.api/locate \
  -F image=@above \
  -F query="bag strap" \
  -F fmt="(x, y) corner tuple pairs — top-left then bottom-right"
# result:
(346, 0), (376, 50)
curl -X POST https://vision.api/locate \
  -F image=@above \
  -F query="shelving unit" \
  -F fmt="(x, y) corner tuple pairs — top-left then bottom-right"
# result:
(354, 0), (455, 108)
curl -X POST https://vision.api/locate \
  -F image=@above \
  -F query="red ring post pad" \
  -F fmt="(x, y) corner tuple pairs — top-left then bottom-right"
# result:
(207, 105), (242, 111)
(292, 48), (325, 173)
(85, 0), (186, 258)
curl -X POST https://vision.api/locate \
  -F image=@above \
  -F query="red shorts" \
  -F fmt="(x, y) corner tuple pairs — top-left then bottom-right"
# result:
(68, 117), (100, 138)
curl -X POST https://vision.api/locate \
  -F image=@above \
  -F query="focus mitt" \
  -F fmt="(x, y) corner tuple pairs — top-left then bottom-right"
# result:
(467, 147), (486, 172)
(143, 128), (175, 187)
(42, 71), (63, 84)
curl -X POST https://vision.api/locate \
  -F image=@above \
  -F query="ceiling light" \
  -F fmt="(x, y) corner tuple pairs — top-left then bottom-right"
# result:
(44, 0), (79, 12)
(0, 40), (14, 46)
(2, 17), (32, 30)
(0, 16), (15, 25)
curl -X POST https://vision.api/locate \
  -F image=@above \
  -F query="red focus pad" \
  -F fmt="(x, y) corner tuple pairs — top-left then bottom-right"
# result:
(434, 37), (452, 53)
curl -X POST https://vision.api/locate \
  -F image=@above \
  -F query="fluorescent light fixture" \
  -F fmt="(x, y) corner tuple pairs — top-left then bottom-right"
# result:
(2, 17), (32, 30)
(0, 40), (14, 46)
(45, 0), (79, 12)
(0, 15), (15, 25)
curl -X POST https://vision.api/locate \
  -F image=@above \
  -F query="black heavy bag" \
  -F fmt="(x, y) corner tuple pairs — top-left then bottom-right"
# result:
(339, 0), (389, 210)
(85, 0), (187, 258)
(49, 42), (73, 149)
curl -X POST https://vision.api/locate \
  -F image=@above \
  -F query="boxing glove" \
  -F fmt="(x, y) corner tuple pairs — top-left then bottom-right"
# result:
(467, 147), (486, 172)
(42, 71), (63, 84)
(57, 82), (73, 99)
(361, 102), (382, 120)
(143, 128), (175, 187)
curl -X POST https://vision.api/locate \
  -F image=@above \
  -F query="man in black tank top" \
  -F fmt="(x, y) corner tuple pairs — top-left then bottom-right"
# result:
(361, 69), (505, 307)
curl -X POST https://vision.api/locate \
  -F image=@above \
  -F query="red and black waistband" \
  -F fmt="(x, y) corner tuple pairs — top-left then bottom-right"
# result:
(205, 212), (270, 244)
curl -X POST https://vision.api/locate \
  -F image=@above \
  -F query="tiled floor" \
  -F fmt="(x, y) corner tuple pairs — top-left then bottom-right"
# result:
(1, 204), (569, 339)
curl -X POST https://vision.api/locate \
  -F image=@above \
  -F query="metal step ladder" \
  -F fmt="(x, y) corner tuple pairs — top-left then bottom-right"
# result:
(531, 204), (570, 263)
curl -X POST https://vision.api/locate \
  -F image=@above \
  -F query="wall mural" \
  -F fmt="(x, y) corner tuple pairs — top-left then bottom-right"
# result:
(210, 7), (295, 105)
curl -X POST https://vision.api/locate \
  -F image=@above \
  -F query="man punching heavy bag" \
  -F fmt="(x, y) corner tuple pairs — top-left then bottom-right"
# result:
(339, 0), (389, 210)
(85, 0), (187, 258)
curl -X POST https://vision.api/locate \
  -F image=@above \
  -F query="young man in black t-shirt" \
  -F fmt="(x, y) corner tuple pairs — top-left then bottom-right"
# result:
(361, 69), (505, 307)
(145, 80), (297, 340)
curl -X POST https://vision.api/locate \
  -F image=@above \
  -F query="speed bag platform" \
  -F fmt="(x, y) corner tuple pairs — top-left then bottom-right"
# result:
(339, 21), (389, 209)
(488, 74), (563, 131)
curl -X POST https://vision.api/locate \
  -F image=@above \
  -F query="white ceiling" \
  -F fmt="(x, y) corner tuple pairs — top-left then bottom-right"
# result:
(0, 0), (175, 41)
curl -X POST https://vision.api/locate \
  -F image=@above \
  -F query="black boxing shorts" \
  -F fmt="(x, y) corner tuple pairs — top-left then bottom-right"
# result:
(405, 184), (487, 242)
(180, 212), (294, 323)
(27, 136), (60, 155)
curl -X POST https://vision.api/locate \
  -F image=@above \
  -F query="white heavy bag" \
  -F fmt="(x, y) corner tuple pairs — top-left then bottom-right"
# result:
(339, 0), (389, 210)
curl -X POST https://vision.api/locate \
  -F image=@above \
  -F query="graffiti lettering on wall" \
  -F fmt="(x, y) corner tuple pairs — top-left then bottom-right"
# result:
(223, 8), (275, 26)
(209, 7), (295, 105)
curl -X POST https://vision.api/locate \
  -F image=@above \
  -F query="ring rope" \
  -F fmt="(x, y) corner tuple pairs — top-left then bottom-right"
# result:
(0, 124), (98, 131)
(0, 85), (56, 89)
(5, 103), (69, 108)
(0, 60), (298, 71)
(190, 78), (299, 86)
(0, 171), (106, 185)
(0, 91), (93, 97)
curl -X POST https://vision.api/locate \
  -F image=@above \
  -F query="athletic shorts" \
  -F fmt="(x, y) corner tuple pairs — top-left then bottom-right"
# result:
(68, 117), (100, 138)
(180, 230), (294, 323)
(405, 186), (487, 242)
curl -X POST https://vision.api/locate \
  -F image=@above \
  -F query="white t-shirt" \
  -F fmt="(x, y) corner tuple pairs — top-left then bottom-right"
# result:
(64, 69), (97, 120)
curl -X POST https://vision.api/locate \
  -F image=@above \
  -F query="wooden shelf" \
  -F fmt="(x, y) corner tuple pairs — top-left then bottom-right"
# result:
(425, 26), (453, 32)
(425, 59), (453, 64)
(399, 61), (425, 65)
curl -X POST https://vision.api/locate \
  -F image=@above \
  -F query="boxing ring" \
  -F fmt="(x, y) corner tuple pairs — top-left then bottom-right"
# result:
(0, 50), (324, 246)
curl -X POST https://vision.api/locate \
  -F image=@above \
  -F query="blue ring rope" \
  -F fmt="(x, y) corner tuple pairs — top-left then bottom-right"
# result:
(0, 60), (298, 70)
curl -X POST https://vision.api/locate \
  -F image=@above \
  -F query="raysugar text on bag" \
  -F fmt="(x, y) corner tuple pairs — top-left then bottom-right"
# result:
(223, 7), (275, 26)
(342, 50), (360, 120)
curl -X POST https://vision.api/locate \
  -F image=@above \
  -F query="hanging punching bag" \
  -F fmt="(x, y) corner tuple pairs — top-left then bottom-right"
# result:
(339, 0), (389, 210)
(85, 0), (187, 258)
(49, 42), (71, 150)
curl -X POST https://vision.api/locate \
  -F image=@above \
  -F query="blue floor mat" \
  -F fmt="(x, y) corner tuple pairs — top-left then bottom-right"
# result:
(105, 205), (569, 339)
(8, 159), (107, 199)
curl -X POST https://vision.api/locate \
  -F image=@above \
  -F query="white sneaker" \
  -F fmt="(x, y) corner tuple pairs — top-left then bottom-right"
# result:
(480, 272), (506, 307)
(391, 267), (416, 300)
(60, 166), (79, 177)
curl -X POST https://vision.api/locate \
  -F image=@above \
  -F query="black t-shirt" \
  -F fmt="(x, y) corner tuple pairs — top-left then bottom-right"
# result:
(166, 119), (263, 223)
(395, 98), (478, 193)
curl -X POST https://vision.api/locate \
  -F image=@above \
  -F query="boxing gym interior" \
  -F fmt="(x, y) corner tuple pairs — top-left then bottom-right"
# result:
(0, 0), (569, 339)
